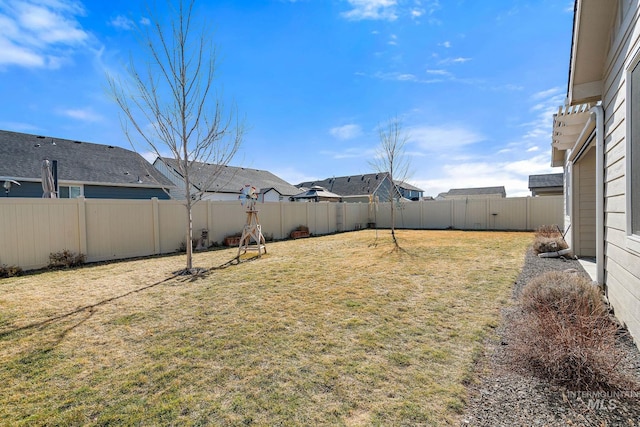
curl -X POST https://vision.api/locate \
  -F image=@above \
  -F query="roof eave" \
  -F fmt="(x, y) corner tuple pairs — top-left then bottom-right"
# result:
(567, 0), (615, 106)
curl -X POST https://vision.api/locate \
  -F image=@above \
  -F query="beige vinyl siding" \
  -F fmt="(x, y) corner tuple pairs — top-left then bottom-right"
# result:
(574, 147), (597, 257)
(599, 2), (640, 346)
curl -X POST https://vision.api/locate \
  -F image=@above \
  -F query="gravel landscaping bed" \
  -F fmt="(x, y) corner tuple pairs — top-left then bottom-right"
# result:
(461, 249), (640, 426)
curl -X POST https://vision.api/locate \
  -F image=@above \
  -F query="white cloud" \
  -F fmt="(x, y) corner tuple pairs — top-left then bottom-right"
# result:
(520, 89), (565, 141)
(320, 147), (376, 159)
(426, 69), (450, 76)
(110, 15), (134, 30)
(413, 154), (556, 198)
(0, 0), (90, 69)
(0, 121), (40, 132)
(341, 0), (398, 21)
(408, 87), (564, 198)
(438, 56), (472, 65)
(410, 8), (424, 18)
(58, 107), (104, 122)
(439, 41), (451, 48)
(269, 167), (318, 186)
(374, 71), (418, 81)
(141, 150), (158, 164)
(531, 86), (562, 100)
(139, 17), (150, 26)
(409, 125), (485, 151)
(329, 124), (363, 140)
(371, 71), (444, 84)
(0, 36), (44, 67)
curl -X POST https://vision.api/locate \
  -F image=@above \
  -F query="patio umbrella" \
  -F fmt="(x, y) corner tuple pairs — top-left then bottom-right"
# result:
(41, 159), (57, 198)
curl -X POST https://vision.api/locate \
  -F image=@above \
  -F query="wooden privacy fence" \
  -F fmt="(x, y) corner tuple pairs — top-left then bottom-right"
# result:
(0, 196), (562, 270)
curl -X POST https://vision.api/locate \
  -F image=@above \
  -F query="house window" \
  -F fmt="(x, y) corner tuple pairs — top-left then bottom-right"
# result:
(59, 185), (82, 198)
(628, 51), (640, 249)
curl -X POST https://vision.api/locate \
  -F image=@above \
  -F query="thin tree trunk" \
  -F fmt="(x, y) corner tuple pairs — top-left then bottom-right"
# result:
(186, 205), (193, 270)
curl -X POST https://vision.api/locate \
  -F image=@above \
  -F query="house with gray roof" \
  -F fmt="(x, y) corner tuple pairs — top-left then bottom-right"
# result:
(291, 186), (342, 202)
(395, 180), (424, 200)
(436, 186), (506, 200)
(0, 130), (173, 199)
(528, 173), (564, 196)
(154, 157), (300, 202)
(297, 173), (424, 203)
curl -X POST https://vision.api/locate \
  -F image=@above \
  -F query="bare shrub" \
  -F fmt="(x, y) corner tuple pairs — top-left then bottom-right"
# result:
(533, 225), (568, 254)
(509, 271), (637, 391)
(535, 224), (562, 238)
(533, 237), (568, 254)
(48, 250), (86, 269)
(0, 264), (23, 278)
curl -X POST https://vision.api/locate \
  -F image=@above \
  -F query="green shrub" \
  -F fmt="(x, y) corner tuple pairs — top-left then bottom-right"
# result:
(0, 264), (23, 278)
(509, 271), (636, 391)
(48, 250), (86, 269)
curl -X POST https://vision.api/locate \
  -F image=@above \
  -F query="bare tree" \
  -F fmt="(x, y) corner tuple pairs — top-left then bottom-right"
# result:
(369, 116), (411, 249)
(108, 0), (244, 273)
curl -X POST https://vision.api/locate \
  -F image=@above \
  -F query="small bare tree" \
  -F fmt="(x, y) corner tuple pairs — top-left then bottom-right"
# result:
(370, 116), (411, 249)
(108, 0), (244, 273)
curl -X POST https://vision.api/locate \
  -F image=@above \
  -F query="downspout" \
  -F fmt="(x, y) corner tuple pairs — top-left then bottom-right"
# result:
(592, 104), (605, 285)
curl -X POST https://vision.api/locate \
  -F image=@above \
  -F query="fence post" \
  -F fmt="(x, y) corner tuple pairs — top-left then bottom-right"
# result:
(77, 196), (87, 257)
(486, 199), (491, 230)
(206, 200), (211, 239)
(152, 197), (160, 254)
(280, 201), (284, 239)
(450, 200), (455, 229)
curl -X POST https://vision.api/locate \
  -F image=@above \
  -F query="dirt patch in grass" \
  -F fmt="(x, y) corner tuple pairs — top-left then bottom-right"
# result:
(0, 230), (531, 426)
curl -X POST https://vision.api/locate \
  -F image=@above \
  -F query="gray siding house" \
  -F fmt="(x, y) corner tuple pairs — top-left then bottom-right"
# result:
(528, 173), (564, 196)
(436, 186), (506, 200)
(0, 130), (173, 199)
(154, 157), (300, 202)
(298, 173), (423, 203)
(550, 0), (640, 347)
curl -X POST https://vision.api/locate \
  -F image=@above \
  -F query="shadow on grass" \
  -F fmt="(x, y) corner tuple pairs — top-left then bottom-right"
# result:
(0, 275), (178, 340)
(0, 253), (266, 339)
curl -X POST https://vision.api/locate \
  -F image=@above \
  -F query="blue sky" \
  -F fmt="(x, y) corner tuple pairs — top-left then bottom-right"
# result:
(0, 0), (574, 197)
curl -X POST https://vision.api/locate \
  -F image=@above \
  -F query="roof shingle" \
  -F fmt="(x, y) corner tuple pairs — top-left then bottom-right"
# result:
(0, 130), (173, 188)
(159, 158), (300, 196)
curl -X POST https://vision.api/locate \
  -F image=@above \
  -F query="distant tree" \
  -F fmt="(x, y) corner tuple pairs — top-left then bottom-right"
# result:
(108, 0), (244, 273)
(370, 116), (411, 249)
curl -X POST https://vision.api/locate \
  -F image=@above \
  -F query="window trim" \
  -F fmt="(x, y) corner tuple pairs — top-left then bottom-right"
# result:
(626, 48), (640, 254)
(59, 184), (84, 199)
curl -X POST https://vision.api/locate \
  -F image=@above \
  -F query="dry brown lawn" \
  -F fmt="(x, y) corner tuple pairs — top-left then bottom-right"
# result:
(0, 230), (531, 426)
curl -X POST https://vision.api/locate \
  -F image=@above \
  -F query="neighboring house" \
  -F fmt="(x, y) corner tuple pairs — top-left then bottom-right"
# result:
(550, 0), (640, 346)
(0, 130), (173, 199)
(291, 186), (342, 202)
(436, 186), (506, 200)
(528, 173), (564, 196)
(155, 158), (300, 202)
(298, 172), (423, 203)
(395, 180), (425, 201)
